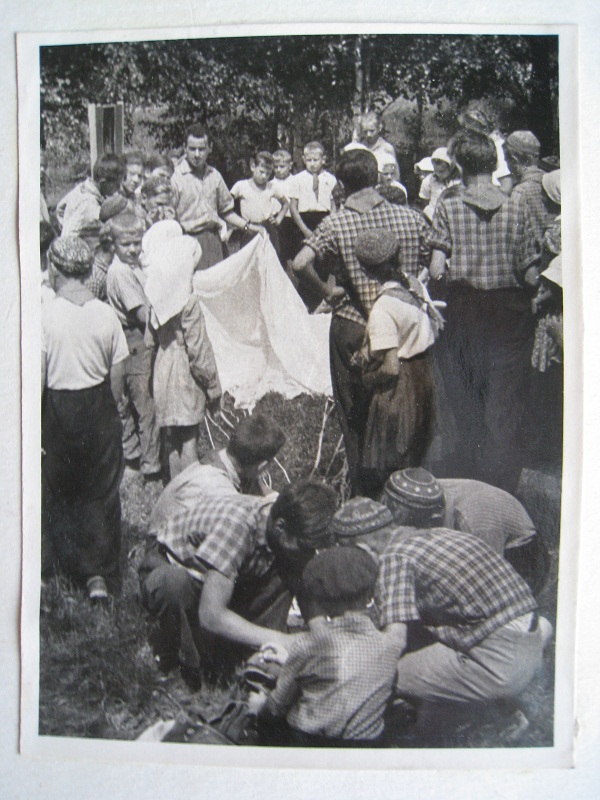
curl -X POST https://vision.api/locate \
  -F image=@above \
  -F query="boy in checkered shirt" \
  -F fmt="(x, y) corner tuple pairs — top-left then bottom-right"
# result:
(251, 546), (402, 747)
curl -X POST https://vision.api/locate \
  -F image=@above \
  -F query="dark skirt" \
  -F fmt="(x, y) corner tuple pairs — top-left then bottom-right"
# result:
(42, 380), (124, 581)
(361, 351), (435, 490)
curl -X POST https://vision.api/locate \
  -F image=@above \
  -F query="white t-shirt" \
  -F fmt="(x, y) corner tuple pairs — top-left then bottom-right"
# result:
(367, 282), (435, 359)
(42, 296), (129, 390)
(271, 176), (294, 216)
(230, 179), (287, 223)
(286, 169), (337, 213)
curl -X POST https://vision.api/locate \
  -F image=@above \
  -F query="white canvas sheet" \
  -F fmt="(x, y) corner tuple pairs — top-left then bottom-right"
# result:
(192, 235), (332, 407)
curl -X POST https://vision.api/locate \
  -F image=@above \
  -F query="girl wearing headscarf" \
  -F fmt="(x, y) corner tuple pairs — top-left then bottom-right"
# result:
(42, 235), (128, 602)
(142, 221), (221, 477)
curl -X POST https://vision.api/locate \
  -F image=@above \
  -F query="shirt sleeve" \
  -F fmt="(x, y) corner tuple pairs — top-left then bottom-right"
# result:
(305, 215), (339, 259)
(367, 297), (401, 352)
(229, 181), (244, 200)
(265, 639), (307, 716)
(376, 550), (420, 628)
(215, 173), (235, 216)
(181, 295), (221, 401)
(285, 174), (300, 201)
(194, 509), (254, 580)
(108, 266), (146, 314)
(429, 198), (452, 256)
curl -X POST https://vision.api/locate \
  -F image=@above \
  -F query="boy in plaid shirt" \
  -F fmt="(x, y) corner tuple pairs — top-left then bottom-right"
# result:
(252, 546), (402, 746)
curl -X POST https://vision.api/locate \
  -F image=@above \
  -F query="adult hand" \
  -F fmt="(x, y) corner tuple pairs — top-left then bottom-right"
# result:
(260, 638), (291, 665)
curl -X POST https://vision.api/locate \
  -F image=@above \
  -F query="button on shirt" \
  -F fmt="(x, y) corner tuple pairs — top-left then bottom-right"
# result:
(171, 160), (234, 235)
(155, 494), (275, 584)
(307, 188), (433, 325)
(430, 185), (538, 289)
(266, 612), (400, 740)
(376, 528), (536, 652)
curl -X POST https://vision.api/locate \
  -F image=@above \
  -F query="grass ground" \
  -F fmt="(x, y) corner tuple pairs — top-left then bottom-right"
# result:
(39, 392), (558, 748)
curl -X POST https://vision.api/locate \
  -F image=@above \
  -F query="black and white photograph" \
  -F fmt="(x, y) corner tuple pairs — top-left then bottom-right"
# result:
(15, 16), (584, 778)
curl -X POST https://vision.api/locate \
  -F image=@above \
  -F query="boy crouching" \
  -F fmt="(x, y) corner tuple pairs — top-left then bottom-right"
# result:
(252, 546), (403, 747)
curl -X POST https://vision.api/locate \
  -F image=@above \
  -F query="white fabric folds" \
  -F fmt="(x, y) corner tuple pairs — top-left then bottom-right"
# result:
(192, 235), (332, 407)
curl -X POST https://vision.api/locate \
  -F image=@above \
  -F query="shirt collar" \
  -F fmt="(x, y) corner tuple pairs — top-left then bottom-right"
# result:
(180, 159), (212, 179)
(344, 187), (385, 213)
(461, 182), (507, 212)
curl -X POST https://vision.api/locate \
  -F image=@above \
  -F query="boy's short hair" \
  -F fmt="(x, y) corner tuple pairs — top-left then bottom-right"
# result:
(105, 212), (146, 240)
(227, 412), (285, 466)
(336, 150), (378, 194)
(141, 174), (173, 199)
(124, 150), (144, 168)
(252, 151), (274, 168)
(448, 130), (497, 176)
(92, 153), (126, 184)
(303, 141), (325, 156)
(185, 123), (210, 144)
(300, 546), (379, 619)
(272, 149), (292, 162)
(143, 152), (175, 176)
(268, 480), (337, 556)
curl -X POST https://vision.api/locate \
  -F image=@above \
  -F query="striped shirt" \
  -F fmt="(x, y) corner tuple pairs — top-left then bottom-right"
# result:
(430, 184), (538, 289)
(376, 528), (536, 652)
(440, 478), (536, 555)
(307, 188), (433, 325)
(155, 494), (274, 584)
(266, 612), (400, 740)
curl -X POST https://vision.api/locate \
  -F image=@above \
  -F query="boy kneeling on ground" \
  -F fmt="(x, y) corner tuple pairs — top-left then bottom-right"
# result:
(249, 546), (403, 747)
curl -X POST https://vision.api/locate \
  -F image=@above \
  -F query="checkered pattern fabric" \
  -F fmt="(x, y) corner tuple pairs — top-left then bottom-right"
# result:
(266, 612), (400, 740)
(376, 528), (536, 652)
(85, 254), (111, 301)
(307, 193), (433, 325)
(430, 188), (538, 289)
(156, 494), (274, 583)
(511, 167), (559, 249)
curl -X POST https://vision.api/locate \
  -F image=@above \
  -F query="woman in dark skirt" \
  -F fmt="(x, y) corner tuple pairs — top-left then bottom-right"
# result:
(42, 235), (128, 602)
(353, 229), (444, 496)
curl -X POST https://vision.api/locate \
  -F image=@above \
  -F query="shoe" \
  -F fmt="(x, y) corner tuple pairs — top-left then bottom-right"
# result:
(87, 575), (109, 603)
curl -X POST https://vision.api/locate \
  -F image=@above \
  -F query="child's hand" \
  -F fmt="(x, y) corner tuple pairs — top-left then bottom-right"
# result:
(260, 641), (290, 665)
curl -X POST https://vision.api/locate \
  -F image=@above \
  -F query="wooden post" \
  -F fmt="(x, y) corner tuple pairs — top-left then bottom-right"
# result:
(88, 102), (125, 170)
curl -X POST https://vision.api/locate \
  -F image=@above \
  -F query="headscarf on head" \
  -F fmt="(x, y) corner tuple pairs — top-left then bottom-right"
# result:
(48, 235), (93, 276)
(542, 169), (561, 206)
(142, 221), (202, 327)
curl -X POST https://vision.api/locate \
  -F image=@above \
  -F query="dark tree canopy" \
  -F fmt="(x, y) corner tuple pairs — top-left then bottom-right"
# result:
(40, 33), (559, 188)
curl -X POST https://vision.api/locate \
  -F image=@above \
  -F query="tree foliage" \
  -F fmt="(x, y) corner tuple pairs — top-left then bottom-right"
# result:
(40, 33), (559, 182)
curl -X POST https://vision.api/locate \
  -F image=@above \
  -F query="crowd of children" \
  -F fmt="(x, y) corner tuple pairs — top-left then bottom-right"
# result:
(40, 104), (561, 746)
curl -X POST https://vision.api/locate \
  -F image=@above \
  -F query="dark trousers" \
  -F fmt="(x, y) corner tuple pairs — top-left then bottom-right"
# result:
(42, 381), (123, 581)
(329, 315), (372, 496)
(139, 541), (292, 673)
(436, 284), (535, 493)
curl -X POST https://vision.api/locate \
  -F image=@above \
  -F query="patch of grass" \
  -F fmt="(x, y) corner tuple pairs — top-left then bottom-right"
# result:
(39, 392), (557, 747)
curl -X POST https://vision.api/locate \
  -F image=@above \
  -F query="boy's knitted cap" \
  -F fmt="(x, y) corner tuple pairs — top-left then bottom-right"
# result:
(354, 228), (399, 267)
(48, 235), (93, 275)
(384, 468), (444, 509)
(505, 131), (541, 157)
(330, 497), (395, 541)
(301, 546), (379, 604)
